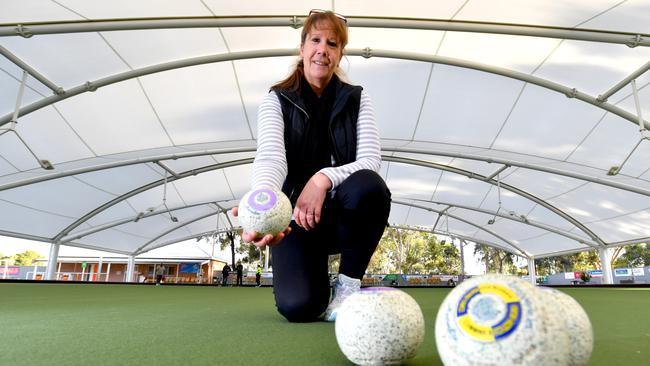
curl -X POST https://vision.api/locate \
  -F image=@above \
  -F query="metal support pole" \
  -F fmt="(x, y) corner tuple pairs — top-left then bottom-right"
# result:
(598, 247), (614, 284)
(631, 79), (646, 134)
(45, 242), (60, 280)
(527, 256), (537, 286)
(459, 239), (466, 282)
(126, 255), (136, 283)
(97, 256), (103, 282)
(105, 262), (111, 282)
(598, 61), (650, 103)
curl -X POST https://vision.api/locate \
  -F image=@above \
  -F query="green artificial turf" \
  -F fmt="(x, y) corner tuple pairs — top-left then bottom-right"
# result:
(0, 284), (648, 365)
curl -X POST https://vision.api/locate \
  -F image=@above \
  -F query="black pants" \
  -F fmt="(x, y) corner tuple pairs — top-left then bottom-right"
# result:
(237, 274), (243, 286)
(271, 170), (391, 322)
(256, 274), (261, 286)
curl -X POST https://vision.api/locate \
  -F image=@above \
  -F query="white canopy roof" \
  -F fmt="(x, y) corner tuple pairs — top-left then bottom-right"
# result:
(1, 1), (649, 259)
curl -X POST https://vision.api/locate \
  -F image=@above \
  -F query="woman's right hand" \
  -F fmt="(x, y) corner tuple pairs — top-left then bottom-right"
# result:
(232, 206), (291, 249)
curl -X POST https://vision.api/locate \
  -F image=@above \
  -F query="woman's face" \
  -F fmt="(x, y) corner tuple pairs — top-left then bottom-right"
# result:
(300, 22), (342, 93)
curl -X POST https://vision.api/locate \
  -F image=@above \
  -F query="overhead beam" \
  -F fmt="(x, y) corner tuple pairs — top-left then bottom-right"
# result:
(58, 200), (233, 243)
(0, 151), (619, 251)
(51, 158), (253, 242)
(138, 227), (241, 255)
(0, 44), (63, 94)
(1, 49), (648, 131)
(49, 153), (600, 250)
(133, 210), (224, 255)
(385, 146), (650, 197)
(0, 146), (633, 252)
(63, 194), (599, 258)
(606, 236), (650, 248)
(598, 60), (650, 102)
(0, 229), (53, 243)
(389, 224), (519, 256)
(0, 146), (257, 192)
(1, 16), (647, 47)
(2, 145), (648, 198)
(384, 155), (607, 247)
(392, 198), (599, 247)
(391, 200), (529, 257)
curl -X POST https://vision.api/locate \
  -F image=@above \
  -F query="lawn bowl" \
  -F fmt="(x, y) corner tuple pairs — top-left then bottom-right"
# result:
(238, 188), (292, 238)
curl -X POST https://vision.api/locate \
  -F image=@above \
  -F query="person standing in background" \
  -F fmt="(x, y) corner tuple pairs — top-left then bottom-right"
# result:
(222, 263), (231, 286)
(256, 265), (263, 287)
(236, 261), (244, 286)
(155, 264), (165, 286)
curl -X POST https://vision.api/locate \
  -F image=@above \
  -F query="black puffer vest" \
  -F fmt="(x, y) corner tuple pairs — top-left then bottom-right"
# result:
(273, 76), (363, 204)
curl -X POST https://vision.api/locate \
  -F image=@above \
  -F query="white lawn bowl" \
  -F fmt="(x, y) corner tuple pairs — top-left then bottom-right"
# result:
(435, 274), (570, 366)
(335, 288), (425, 365)
(538, 287), (593, 366)
(237, 188), (292, 238)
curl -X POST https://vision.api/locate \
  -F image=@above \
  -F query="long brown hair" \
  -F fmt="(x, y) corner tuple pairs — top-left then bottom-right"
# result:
(271, 11), (348, 92)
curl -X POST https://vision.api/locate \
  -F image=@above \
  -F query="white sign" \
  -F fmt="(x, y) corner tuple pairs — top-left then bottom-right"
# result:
(632, 268), (645, 276)
(564, 272), (576, 280)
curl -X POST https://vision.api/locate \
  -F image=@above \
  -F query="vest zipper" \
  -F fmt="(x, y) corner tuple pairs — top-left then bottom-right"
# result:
(279, 92), (309, 119)
(280, 91), (343, 166)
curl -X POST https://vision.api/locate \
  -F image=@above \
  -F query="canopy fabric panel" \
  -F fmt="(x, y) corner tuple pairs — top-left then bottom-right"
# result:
(1, 1), (649, 258)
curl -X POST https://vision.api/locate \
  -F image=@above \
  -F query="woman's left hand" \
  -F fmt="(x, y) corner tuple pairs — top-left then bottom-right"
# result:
(294, 172), (332, 230)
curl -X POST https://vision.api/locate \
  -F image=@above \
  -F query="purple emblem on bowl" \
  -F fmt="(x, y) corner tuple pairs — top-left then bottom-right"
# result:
(247, 188), (277, 212)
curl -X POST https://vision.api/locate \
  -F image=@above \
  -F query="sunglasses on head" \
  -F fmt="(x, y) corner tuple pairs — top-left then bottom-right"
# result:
(309, 9), (347, 24)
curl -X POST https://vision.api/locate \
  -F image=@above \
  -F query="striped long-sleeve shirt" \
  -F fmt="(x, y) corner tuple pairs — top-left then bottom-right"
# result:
(252, 90), (381, 191)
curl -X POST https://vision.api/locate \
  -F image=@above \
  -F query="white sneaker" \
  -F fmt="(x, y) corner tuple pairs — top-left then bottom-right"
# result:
(324, 273), (360, 322)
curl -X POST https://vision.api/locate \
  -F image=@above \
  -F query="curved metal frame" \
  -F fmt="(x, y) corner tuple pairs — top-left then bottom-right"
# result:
(390, 200), (528, 256)
(389, 224), (522, 256)
(46, 153), (606, 255)
(58, 200), (231, 243)
(1, 48), (647, 130)
(383, 155), (607, 246)
(0, 16), (647, 45)
(2, 145), (648, 196)
(51, 158), (253, 242)
(392, 198), (599, 247)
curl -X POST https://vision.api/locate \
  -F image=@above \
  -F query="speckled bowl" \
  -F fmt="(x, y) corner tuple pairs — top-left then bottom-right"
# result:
(538, 287), (593, 366)
(335, 288), (425, 365)
(435, 274), (569, 366)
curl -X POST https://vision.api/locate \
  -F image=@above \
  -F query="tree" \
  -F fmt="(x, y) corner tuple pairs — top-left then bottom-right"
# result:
(473, 244), (518, 274)
(214, 231), (239, 267)
(422, 235), (461, 275)
(240, 242), (262, 264)
(613, 243), (649, 267)
(568, 250), (600, 271)
(534, 250), (600, 275)
(372, 228), (461, 274)
(13, 250), (42, 266)
(378, 228), (428, 274)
